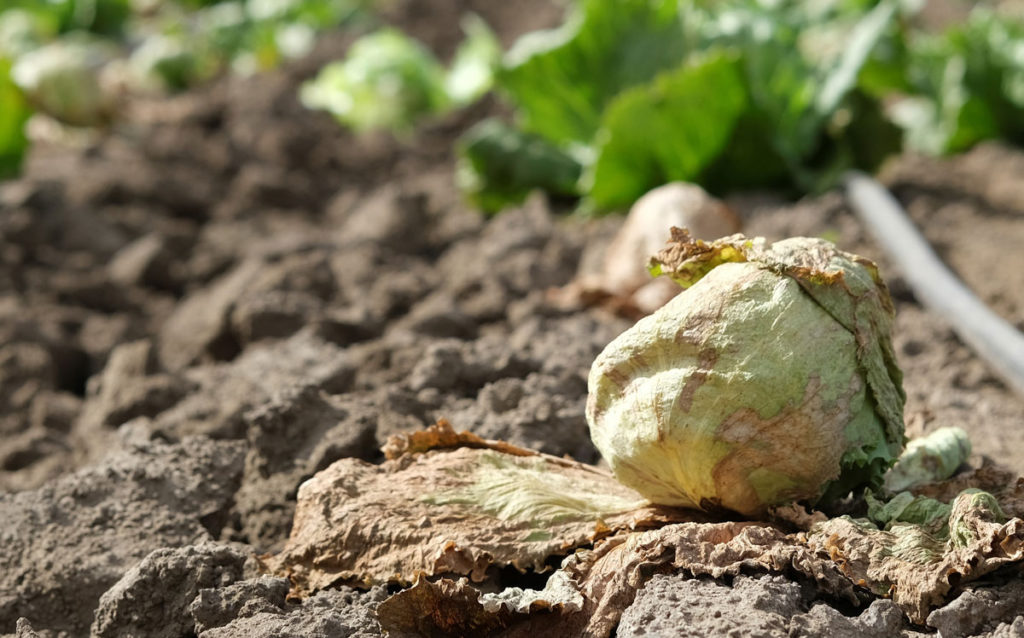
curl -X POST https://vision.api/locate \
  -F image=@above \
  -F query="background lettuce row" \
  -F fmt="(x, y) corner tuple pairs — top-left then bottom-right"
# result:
(457, 0), (1024, 214)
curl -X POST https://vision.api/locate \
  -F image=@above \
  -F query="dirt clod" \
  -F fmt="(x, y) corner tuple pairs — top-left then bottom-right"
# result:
(91, 543), (248, 638)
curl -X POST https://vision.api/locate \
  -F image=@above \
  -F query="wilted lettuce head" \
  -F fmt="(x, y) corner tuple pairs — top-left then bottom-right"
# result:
(586, 229), (906, 516)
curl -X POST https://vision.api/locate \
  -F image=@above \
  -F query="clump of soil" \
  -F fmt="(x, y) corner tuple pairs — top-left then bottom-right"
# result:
(1, 1), (1023, 636)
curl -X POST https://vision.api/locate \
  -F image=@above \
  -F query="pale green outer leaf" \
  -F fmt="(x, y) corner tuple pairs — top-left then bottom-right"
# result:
(884, 426), (972, 492)
(755, 235), (906, 473)
(589, 261), (878, 515)
(651, 230), (905, 464)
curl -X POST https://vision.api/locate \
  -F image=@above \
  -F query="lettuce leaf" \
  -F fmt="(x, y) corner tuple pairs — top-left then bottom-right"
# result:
(893, 10), (1024, 154)
(445, 14), (501, 105)
(499, 0), (687, 147)
(456, 118), (583, 214)
(462, 0), (901, 213)
(585, 53), (747, 211)
(300, 28), (449, 133)
(0, 57), (33, 178)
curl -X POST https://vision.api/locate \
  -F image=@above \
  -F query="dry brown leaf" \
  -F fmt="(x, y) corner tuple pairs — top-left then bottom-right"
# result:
(378, 521), (856, 638)
(381, 419), (538, 460)
(265, 421), (699, 597)
(374, 577), (523, 638)
(376, 478), (1024, 634)
(270, 419), (1024, 630)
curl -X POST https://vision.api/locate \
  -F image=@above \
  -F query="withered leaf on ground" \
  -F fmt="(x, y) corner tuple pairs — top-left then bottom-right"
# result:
(909, 459), (1024, 518)
(374, 576), (526, 638)
(806, 489), (1024, 623)
(268, 420), (1024, 631)
(376, 469), (1024, 635)
(264, 421), (699, 597)
(378, 521), (857, 638)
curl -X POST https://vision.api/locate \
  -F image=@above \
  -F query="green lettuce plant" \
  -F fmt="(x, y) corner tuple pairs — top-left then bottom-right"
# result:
(458, 0), (905, 214)
(10, 37), (115, 126)
(300, 28), (450, 133)
(301, 15), (500, 134)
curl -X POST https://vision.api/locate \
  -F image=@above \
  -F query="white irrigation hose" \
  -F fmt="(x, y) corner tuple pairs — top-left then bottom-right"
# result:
(844, 171), (1024, 399)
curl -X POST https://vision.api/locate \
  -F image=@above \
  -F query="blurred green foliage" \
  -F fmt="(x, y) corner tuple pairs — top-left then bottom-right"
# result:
(0, 57), (33, 178)
(0, 0), (368, 178)
(300, 15), (500, 133)
(462, 0), (910, 213)
(300, 28), (452, 134)
(7, 0), (1024, 210)
(455, 0), (1024, 213)
(457, 118), (583, 213)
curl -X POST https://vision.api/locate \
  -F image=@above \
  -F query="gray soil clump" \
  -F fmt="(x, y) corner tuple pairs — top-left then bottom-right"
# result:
(91, 543), (247, 638)
(0, 436), (245, 634)
(192, 582), (386, 638)
(618, 573), (925, 638)
(927, 580), (1024, 638)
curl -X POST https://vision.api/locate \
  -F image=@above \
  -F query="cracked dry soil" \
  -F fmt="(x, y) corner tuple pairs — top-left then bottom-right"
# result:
(2, 1), (1024, 636)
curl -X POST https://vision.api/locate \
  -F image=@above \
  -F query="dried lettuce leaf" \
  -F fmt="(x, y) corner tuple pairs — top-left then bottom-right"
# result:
(807, 489), (1024, 623)
(910, 461), (1024, 519)
(265, 421), (697, 596)
(378, 521), (854, 638)
(268, 419), (1024, 631)
(379, 489), (1024, 632)
(369, 431), (1024, 632)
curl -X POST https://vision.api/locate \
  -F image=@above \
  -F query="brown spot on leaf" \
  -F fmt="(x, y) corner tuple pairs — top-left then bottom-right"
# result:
(675, 347), (719, 414)
(710, 376), (852, 515)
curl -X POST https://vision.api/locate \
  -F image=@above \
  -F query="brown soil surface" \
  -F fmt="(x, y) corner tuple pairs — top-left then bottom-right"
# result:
(1, 1), (1022, 636)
